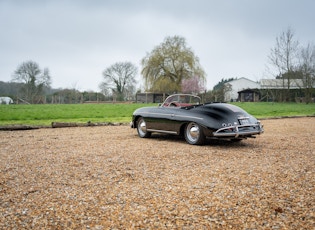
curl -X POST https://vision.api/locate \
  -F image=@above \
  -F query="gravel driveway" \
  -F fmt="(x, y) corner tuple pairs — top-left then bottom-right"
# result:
(0, 117), (314, 229)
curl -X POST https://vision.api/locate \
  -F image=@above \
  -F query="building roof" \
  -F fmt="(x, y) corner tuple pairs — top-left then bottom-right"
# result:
(224, 77), (261, 88)
(260, 79), (305, 89)
(225, 77), (259, 85)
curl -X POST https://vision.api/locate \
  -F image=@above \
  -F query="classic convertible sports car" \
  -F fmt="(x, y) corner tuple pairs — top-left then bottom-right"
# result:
(131, 94), (263, 145)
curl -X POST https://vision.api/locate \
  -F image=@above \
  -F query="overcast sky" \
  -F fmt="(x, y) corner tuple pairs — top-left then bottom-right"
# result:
(1, 0), (314, 92)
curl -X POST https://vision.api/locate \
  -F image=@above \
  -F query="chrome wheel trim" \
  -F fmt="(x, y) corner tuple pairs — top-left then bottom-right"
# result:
(137, 118), (147, 137)
(186, 122), (200, 143)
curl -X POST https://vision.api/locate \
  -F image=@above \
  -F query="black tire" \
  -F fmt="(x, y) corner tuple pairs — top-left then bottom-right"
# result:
(137, 117), (151, 138)
(184, 122), (205, 145)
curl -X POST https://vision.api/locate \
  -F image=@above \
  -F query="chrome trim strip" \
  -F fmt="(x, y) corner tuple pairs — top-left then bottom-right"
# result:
(140, 111), (172, 117)
(147, 129), (178, 134)
(238, 116), (250, 119)
(140, 111), (203, 120)
(175, 114), (203, 120)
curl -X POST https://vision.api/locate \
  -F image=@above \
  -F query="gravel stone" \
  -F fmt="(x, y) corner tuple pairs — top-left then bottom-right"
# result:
(0, 117), (314, 229)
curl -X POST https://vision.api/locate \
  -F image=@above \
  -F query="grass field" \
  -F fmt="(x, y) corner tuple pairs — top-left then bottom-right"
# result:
(0, 102), (314, 126)
(232, 102), (315, 118)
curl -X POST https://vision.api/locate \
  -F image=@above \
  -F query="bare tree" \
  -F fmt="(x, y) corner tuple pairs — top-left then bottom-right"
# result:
(268, 28), (299, 101)
(101, 62), (137, 101)
(99, 82), (111, 100)
(141, 35), (206, 93)
(299, 43), (315, 103)
(12, 61), (51, 103)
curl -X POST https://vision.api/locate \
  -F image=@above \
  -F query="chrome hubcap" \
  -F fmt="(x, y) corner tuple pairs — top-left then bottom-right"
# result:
(187, 123), (200, 142)
(190, 126), (199, 139)
(138, 119), (147, 136)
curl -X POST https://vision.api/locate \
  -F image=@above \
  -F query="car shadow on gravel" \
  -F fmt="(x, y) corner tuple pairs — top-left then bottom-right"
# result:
(147, 133), (253, 147)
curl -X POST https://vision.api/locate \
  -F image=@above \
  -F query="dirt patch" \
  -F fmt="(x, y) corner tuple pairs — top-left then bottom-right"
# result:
(0, 117), (314, 229)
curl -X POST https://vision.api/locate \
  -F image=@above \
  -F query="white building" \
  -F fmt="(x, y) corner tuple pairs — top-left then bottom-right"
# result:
(224, 77), (260, 101)
(0, 97), (13, 105)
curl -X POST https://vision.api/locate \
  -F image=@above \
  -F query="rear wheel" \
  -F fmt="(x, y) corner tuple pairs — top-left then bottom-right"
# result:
(184, 122), (205, 145)
(137, 117), (151, 138)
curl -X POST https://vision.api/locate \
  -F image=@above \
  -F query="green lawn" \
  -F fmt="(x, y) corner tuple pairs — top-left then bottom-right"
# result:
(0, 103), (156, 126)
(232, 102), (315, 119)
(0, 102), (314, 126)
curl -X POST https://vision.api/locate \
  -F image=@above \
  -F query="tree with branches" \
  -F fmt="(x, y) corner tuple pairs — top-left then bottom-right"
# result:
(268, 27), (299, 101)
(181, 75), (206, 94)
(141, 35), (206, 93)
(12, 61), (51, 103)
(299, 43), (315, 103)
(101, 62), (137, 101)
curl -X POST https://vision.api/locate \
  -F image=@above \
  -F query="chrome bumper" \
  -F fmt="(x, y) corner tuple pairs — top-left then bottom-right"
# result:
(213, 123), (264, 138)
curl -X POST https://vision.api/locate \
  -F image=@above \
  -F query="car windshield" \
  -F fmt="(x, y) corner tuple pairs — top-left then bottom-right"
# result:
(161, 94), (201, 107)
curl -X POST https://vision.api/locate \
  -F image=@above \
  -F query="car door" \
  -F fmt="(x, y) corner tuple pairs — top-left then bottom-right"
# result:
(144, 107), (177, 133)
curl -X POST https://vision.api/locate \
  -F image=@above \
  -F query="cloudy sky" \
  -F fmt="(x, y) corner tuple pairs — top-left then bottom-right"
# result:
(1, 0), (314, 92)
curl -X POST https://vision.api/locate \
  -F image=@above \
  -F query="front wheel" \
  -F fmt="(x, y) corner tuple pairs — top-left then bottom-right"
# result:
(184, 122), (205, 145)
(137, 117), (151, 138)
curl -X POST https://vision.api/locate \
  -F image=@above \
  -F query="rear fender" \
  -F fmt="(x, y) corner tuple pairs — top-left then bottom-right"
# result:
(179, 121), (213, 137)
